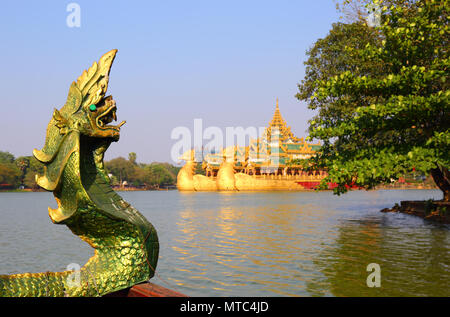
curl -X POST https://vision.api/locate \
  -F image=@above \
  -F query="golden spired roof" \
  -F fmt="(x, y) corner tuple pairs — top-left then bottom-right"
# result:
(264, 98), (301, 143)
(270, 98), (284, 126)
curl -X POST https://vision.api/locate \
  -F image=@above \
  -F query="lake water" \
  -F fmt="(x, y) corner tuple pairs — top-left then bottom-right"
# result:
(0, 189), (448, 297)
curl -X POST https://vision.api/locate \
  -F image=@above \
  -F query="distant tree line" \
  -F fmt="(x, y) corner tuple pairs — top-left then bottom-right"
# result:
(0, 151), (44, 189)
(0, 150), (180, 190)
(105, 152), (181, 189)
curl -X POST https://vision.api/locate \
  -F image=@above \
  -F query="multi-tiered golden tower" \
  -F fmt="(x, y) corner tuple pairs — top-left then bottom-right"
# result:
(177, 99), (327, 191)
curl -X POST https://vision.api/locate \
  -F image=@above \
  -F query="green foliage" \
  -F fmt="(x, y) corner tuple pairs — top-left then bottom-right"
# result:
(105, 157), (137, 184)
(24, 156), (44, 189)
(0, 151), (15, 164)
(336, 0), (375, 23)
(297, 0), (449, 196)
(0, 149), (180, 190)
(297, 21), (383, 123)
(104, 156), (179, 188)
(146, 163), (175, 186)
(0, 151), (44, 188)
(0, 163), (21, 187)
(128, 152), (137, 165)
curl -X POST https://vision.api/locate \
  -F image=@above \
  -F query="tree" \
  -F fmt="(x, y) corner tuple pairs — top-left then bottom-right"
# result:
(132, 167), (154, 188)
(0, 151), (15, 164)
(15, 156), (30, 186)
(128, 152), (137, 165)
(23, 156), (44, 189)
(105, 157), (136, 185)
(297, 0), (449, 200)
(296, 21), (383, 125)
(28, 156), (44, 174)
(0, 164), (21, 187)
(335, 0), (373, 23)
(147, 163), (176, 186)
(0, 151), (20, 188)
(105, 157), (179, 188)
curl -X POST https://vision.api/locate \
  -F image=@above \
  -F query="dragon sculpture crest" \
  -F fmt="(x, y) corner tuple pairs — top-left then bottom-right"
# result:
(0, 50), (159, 297)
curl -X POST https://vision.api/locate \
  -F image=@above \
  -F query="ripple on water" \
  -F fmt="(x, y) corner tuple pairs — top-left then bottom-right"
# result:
(0, 189), (448, 296)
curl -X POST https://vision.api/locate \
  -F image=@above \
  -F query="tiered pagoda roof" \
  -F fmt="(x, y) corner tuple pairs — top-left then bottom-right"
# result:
(202, 98), (321, 171)
(261, 98), (301, 144)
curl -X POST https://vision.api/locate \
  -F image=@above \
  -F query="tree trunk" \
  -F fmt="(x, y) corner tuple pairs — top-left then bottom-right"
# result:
(430, 166), (450, 202)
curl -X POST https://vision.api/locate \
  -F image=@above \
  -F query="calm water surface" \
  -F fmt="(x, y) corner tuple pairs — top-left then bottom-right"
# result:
(0, 189), (448, 296)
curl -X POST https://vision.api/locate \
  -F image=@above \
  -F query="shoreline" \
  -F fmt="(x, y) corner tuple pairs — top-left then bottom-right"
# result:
(381, 200), (450, 224)
(0, 185), (438, 193)
(0, 188), (178, 193)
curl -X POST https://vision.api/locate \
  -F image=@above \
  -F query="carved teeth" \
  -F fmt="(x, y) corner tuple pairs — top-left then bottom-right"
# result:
(96, 105), (118, 128)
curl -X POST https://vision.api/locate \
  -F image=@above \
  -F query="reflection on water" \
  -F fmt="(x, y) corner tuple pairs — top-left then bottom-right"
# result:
(311, 213), (450, 296)
(0, 189), (448, 296)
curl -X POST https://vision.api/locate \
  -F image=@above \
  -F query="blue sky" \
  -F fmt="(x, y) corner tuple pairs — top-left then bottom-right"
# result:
(0, 1), (340, 164)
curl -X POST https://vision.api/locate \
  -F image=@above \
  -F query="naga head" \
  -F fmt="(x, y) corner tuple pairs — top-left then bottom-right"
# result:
(57, 49), (125, 140)
(85, 94), (125, 140)
(33, 49), (124, 193)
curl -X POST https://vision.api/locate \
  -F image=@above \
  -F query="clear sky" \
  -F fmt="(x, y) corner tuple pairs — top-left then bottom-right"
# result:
(0, 1), (340, 164)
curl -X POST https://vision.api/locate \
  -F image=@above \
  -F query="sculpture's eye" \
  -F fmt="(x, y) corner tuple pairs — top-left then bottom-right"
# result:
(89, 104), (97, 112)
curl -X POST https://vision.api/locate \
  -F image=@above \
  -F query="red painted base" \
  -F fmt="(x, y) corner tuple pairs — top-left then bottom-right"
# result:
(104, 282), (187, 297)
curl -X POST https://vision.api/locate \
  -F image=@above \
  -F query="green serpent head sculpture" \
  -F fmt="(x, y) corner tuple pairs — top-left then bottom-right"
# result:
(0, 50), (159, 297)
